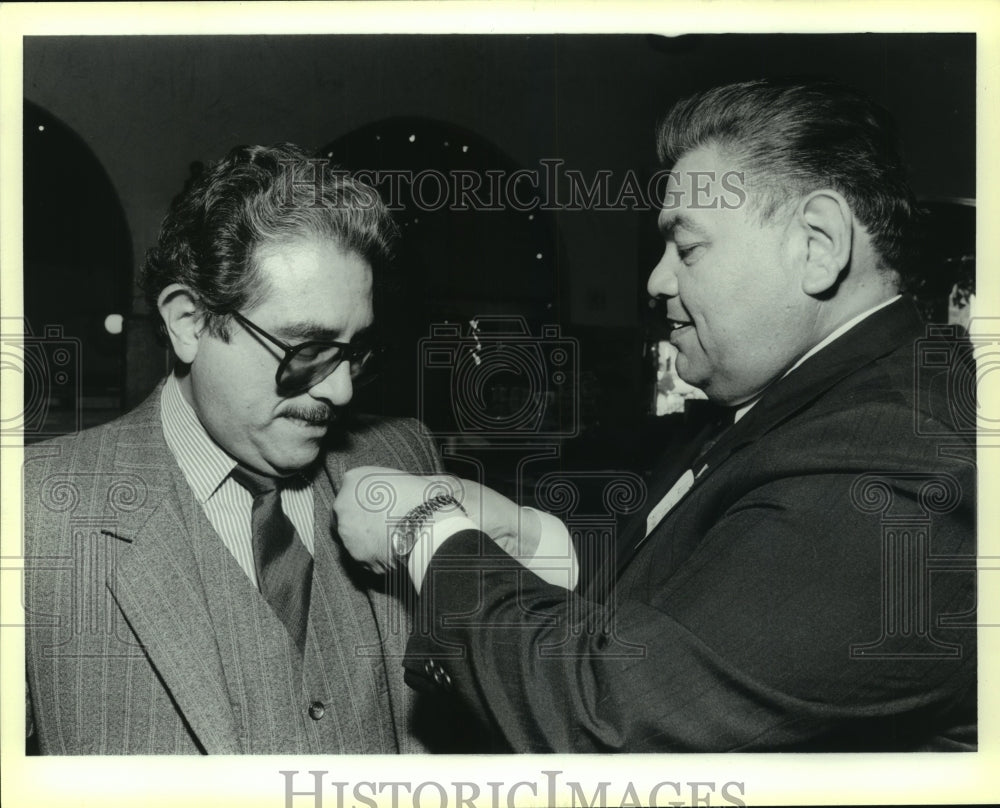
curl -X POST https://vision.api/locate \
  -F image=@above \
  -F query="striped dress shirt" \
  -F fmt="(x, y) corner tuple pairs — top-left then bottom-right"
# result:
(159, 373), (315, 586)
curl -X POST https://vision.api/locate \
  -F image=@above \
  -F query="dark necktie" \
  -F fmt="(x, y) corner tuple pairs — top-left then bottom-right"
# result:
(619, 404), (738, 563)
(691, 404), (738, 469)
(230, 465), (313, 654)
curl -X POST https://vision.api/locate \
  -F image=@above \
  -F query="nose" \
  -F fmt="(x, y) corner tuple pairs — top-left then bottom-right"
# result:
(647, 245), (679, 299)
(307, 359), (354, 407)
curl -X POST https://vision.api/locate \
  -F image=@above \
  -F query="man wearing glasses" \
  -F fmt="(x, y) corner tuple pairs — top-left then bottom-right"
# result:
(23, 144), (450, 754)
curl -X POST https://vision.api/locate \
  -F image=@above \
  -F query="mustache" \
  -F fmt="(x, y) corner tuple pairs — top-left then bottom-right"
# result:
(279, 405), (334, 424)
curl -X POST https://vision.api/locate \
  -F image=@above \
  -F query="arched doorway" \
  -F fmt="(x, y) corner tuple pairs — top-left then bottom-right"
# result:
(18, 100), (132, 442)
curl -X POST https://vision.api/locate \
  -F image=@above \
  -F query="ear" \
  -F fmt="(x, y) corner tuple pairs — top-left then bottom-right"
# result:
(796, 190), (853, 296)
(157, 283), (204, 364)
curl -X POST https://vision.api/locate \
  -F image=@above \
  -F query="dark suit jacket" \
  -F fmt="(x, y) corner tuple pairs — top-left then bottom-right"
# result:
(404, 299), (977, 752)
(23, 383), (446, 754)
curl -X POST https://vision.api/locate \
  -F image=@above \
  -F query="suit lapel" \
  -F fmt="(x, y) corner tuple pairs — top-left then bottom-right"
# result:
(593, 415), (726, 594)
(101, 387), (241, 753)
(317, 440), (422, 753)
(624, 417), (728, 548)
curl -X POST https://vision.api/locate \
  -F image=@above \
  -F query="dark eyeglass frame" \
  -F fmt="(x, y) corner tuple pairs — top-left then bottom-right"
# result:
(230, 310), (379, 394)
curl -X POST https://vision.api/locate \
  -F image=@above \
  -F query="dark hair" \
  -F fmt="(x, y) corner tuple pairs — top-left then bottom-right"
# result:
(656, 79), (919, 278)
(141, 143), (397, 339)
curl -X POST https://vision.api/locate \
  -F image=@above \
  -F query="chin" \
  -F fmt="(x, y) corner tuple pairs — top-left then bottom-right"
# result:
(266, 443), (322, 476)
(674, 359), (706, 390)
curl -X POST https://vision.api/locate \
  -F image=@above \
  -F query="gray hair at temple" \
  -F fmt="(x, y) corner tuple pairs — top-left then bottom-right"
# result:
(142, 143), (397, 341)
(656, 79), (920, 282)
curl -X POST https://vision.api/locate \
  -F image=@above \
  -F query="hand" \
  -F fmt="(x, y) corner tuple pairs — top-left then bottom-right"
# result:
(333, 466), (443, 574)
(333, 466), (541, 574)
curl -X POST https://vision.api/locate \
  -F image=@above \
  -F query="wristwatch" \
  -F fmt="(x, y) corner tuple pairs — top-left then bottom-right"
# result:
(390, 494), (467, 559)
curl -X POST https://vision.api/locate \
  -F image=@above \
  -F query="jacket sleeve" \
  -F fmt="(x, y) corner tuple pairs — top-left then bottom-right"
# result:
(402, 408), (977, 752)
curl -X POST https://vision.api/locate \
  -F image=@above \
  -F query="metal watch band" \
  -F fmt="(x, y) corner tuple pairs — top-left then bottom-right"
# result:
(390, 493), (467, 558)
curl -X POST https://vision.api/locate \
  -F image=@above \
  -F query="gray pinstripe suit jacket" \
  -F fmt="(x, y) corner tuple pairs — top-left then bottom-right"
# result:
(24, 383), (443, 754)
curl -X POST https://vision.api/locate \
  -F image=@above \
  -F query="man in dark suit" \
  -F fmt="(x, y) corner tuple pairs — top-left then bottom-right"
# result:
(333, 80), (977, 751)
(23, 144), (446, 753)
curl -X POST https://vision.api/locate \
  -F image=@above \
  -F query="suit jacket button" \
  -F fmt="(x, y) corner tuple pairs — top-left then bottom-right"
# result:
(424, 659), (435, 677)
(440, 671), (452, 689)
(308, 701), (326, 720)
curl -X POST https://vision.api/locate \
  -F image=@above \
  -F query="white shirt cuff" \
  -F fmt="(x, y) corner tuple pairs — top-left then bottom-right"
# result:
(405, 508), (579, 594)
(523, 507), (579, 591)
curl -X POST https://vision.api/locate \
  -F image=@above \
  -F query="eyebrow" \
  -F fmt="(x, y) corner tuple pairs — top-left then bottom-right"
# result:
(658, 213), (708, 240)
(276, 321), (372, 343)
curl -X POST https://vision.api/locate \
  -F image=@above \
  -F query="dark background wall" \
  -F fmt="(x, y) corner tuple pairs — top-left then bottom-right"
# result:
(21, 33), (975, 466)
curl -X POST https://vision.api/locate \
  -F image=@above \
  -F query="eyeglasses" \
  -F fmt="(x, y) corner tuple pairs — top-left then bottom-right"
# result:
(230, 311), (381, 395)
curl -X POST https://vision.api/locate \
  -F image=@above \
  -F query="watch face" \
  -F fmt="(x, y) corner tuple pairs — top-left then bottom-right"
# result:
(391, 526), (416, 558)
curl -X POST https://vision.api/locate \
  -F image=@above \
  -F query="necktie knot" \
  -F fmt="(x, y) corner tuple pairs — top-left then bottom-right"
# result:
(230, 465), (280, 499)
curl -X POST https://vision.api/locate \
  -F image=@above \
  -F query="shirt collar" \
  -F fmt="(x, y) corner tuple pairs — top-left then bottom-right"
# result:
(160, 371), (238, 504)
(733, 295), (902, 423)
